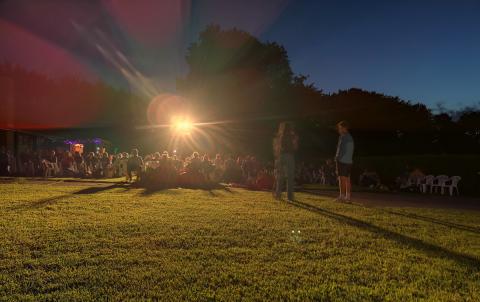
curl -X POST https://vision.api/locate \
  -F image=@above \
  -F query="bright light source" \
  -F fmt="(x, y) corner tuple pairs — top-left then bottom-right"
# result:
(171, 116), (194, 135)
(176, 121), (192, 131)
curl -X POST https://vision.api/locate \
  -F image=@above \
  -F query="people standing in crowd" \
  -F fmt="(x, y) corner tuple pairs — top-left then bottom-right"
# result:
(61, 151), (75, 177)
(100, 152), (110, 177)
(186, 152), (202, 173)
(40, 150), (56, 177)
(7, 150), (16, 175)
(114, 153), (123, 177)
(274, 121), (299, 201)
(127, 148), (143, 182)
(20, 150), (34, 177)
(213, 154), (224, 182)
(104, 154), (115, 178)
(223, 155), (242, 183)
(85, 152), (96, 177)
(119, 152), (129, 178)
(201, 154), (214, 181)
(74, 151), (84, 176)
(335, 121), (354, 202)
(0, 147), (9, 176)
(48, 150), (59, 175)
(214, 154), (223, 167)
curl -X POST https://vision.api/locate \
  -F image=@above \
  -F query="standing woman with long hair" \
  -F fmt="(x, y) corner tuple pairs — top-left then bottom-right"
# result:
(274, 122), (299, 201)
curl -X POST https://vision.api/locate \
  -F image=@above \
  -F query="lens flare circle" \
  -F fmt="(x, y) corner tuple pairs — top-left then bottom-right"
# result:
(147, 93), (188, 125)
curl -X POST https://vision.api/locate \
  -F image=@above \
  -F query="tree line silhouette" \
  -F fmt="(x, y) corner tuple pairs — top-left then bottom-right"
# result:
(0, 62), (140, 129)
(177, 25), (480, 157)
(1, 25), (479, 158)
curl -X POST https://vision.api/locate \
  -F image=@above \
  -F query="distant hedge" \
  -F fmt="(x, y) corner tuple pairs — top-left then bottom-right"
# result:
(351, 155), (480, 196)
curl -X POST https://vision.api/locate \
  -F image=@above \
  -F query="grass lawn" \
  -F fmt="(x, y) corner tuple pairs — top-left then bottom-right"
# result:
(0, 181), (479, 301)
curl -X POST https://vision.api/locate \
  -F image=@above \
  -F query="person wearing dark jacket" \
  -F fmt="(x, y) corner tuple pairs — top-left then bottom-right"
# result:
(274, 122), (299, 201)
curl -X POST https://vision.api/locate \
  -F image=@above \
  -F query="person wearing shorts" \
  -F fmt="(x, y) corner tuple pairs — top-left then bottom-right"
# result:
(335, 121), (354, 201)
(336, 161), (352, 178)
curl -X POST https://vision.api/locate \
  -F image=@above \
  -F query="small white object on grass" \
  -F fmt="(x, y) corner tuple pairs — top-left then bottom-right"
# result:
(290, 230), (303, 243)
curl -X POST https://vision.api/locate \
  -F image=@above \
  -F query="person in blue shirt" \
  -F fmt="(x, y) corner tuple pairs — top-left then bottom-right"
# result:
(335, 121), (354, 201)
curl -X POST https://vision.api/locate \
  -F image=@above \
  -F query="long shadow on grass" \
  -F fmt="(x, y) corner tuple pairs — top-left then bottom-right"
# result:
(305, 190), (480, 235)
(139, 182), (235, 196)
(73, 184), (124, 195)
(289, 200), (480, 269)
(9, 194), (73, 210)
(8, 184), (129, 210)
(373, 207), (480, 235)
(344, 202), (480, 235)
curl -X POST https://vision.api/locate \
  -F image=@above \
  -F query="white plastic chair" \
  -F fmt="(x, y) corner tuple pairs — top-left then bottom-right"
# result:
(431, 175), (449, 194)
(442, 176), (461, 196)
(421, 175), (435, 194)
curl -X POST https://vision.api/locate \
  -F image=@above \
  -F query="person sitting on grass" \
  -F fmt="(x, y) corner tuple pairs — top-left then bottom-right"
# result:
(84, 152), (97, 177)
(324, 159), (337, 185)
(335, 120), (354, 202)
(61, 151), (76, 177)
(255, 168), (275, 191)
(74, 151), (85, 177)
(171, 154), (183, 171)
(224, 155), (244, 184)
(178, 152), (206, 187)
(159, 152), (176, 186)
(201, 154), (214, 181)
(127, 148), (143, 183)
(359, 168), (381, 188)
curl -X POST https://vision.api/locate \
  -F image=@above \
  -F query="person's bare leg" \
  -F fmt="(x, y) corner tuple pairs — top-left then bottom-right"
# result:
(345, 177), (352, 201)
(275, 172), (283, 200)
(338, 177), (345, 200)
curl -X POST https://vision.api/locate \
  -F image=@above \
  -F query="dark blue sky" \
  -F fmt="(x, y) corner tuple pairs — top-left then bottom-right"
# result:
(261, 0), (480, 109)
(1, 0), (479, 110)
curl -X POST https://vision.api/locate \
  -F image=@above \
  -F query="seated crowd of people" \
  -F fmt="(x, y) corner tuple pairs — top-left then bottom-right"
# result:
(140, 151), (278, 189)
(0, 146), (278, 190)
(0, 145), (380, 188)
(0, 146), (126, 179)
(295, 159), (338, 185)
(0, 146), (438, 193)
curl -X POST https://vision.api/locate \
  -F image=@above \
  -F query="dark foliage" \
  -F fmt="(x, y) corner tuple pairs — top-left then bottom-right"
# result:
(0, 63), (142, 129)
(178, 25), (480, 158)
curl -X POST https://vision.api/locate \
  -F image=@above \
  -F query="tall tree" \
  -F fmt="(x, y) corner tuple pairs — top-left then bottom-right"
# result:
(177, 25), (294, 121)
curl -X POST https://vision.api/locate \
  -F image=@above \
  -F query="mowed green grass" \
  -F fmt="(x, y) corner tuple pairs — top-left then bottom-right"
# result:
(0, 181), (479, 301)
